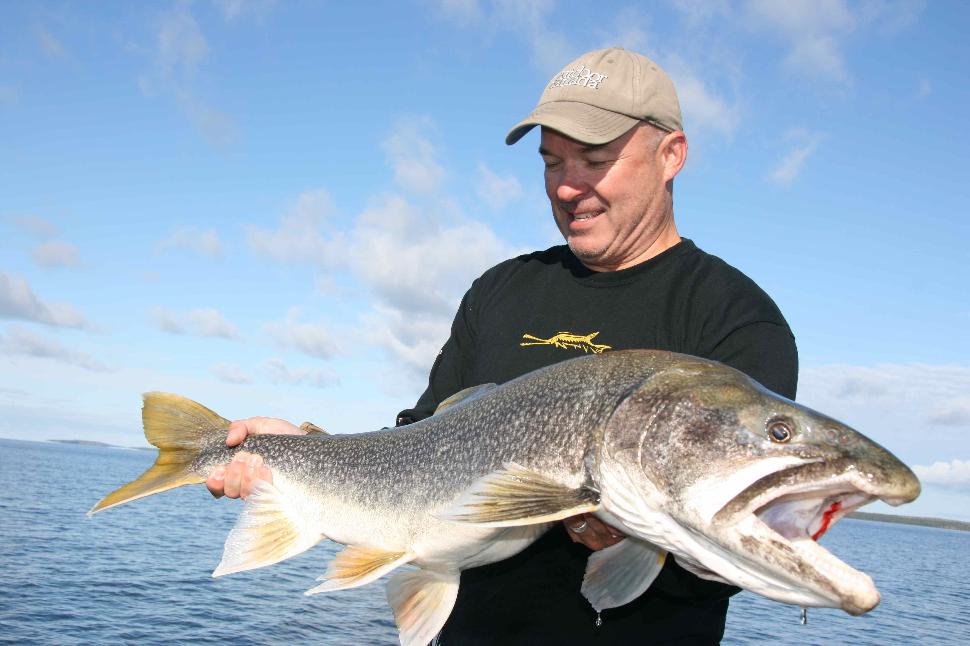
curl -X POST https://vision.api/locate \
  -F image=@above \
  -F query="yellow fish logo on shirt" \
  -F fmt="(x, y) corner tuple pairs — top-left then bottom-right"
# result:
(520, 331), (612, 354)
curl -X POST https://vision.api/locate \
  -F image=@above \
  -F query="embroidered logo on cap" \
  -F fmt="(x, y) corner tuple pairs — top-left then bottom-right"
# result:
(548, 65), (608, 90)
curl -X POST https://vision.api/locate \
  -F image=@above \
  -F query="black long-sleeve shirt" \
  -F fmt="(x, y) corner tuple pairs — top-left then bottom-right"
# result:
(398, 239), (798, 644)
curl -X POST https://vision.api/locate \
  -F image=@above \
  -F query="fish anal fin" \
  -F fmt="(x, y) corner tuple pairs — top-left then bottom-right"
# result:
(441, 462), (599, 527)
(582, 537), (667, 612)
(386, 568), (459, 646)
(212, 479), (322, 577)
(304, 546), (413, 595)
(434, 383), (497, 414)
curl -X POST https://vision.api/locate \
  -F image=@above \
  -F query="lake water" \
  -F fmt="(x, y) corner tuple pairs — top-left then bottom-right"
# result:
(1, 438), (968, 645)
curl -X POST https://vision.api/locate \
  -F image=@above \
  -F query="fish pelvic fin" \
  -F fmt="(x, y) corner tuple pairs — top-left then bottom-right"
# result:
(440, 463), (600, 527)
(88, 392), (229, 515)
(386, 568), (459, 646)
(213, 479), (323, 577)
(581, 538), (667, 612)
(304, 546), (414, 595)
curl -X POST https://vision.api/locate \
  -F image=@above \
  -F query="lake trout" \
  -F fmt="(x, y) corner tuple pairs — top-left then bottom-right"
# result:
(90, 349), (920, 645)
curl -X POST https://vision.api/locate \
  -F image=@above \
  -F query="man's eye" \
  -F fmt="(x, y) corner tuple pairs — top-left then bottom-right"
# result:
(542, 159), (561, 170)
(586, 159), (613, 168)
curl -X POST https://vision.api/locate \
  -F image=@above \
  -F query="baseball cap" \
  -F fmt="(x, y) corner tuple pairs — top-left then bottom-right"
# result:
(505, 47), (683, 146)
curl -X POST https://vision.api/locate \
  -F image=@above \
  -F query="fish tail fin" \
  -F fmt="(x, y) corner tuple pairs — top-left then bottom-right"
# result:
(88, 392), (230, 516)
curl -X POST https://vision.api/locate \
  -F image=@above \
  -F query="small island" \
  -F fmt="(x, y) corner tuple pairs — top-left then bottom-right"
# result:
(51, 439), (115, 447)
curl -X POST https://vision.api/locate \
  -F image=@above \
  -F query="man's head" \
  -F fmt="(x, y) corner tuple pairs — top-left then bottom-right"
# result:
(507, 48), (688, 272)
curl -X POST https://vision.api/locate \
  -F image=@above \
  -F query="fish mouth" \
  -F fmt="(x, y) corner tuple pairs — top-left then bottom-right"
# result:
(713, 462), (906, 615)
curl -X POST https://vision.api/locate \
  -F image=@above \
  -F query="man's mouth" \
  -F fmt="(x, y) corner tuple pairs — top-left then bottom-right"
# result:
(570, 209), (604, 223)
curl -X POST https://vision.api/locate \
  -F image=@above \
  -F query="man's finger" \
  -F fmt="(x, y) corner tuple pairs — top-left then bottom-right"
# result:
(206, 466), (227, 498)
(226, 421), (250, 446)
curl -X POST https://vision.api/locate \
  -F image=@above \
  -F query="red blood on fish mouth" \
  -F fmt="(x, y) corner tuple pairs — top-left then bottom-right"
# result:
(812, 501), (843, 541)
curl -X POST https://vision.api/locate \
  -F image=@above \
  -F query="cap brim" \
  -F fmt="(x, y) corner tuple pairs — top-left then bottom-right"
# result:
(505, 101), (640, 146)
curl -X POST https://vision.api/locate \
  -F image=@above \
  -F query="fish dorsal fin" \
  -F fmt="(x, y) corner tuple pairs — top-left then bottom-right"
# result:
(581, 537), (667, 612)
(304, 546), (414, 595)
(386, 568), (460, 646)
(434, 383), (497, 414)
(212, 479), (323, 577)
(440, 462), (600, 526)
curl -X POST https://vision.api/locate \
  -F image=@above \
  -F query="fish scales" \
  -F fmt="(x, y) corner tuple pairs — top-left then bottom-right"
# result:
(90, 349), (920, 646)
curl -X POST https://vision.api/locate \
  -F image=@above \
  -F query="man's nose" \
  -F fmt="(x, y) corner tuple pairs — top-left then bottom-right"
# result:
(552, 164), (589, 203)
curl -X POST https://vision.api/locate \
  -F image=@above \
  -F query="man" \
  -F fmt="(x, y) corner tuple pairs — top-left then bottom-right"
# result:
(208, 47), (797, 644)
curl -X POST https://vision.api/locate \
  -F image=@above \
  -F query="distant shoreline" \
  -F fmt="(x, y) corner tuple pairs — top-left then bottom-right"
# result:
(48, 439), (155, 451)
(848, 511), (970, 532)
(9, 438), (970, 531)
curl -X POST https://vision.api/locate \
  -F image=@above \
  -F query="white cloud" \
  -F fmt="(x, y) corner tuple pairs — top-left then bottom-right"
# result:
(597, 6), (652, 52)
(669, 0), (731, 26)
(475, 163), (523, 211)
(151, 306), (239, 339)
(32, 240), (81, 268)
(159, 226), (223, 259)
(246, 189), (338, 263)
(35, 28), (67, 60)
(917, 77), (932, 99)
(769, 129), (821, 186)
(858, 0), (925, 36)
(10, 214), (58, 239)
(151, 306), (184, 334)
(139, 5), (237, 147)
(0, 326), (109, 372)
(913, 460), (970, 489)
(188, 308), (240, 339)
(744, 0), (855, 84)
(383, 118), (446, 195)
(665, 56), (742, 138)
(262, 357), (338, 388)
(267, 310), (339, 359)
(350, 194), (512, 317)
(928, 399), (970, 427)
(799, 362), (970, 460)
(156, 7), (208, 77)
(0, 272), (89, 329)
(434, 0), (569, 75)
(214, 0), (277, 22)
(211, 362), (253, 384)
(364, 305), (452, 380)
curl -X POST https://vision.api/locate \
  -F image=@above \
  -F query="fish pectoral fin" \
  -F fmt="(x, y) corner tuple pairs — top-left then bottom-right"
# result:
(304, 546), (414, 595)
(212, 479), (322, 578)
(386, 568), (459, 646)
(440, 462), (600, 527)
(433, 383), (497, 414)
(581, 537), (667, 612)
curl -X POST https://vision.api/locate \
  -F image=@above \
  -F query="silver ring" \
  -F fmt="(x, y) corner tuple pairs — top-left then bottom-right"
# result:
(571, 520), (589, 534)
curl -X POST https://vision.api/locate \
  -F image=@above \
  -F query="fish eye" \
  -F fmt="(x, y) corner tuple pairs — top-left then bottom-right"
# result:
(767, 420), (793, 443)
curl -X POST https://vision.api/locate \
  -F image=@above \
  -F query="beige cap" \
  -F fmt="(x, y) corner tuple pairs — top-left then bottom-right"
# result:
(506, 47), (682, 146)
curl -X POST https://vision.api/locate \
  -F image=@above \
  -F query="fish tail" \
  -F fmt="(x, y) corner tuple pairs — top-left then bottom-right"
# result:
(88, 392), (230, 515)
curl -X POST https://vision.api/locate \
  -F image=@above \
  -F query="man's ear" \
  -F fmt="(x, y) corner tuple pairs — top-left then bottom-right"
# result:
(660, 131), (688, 183)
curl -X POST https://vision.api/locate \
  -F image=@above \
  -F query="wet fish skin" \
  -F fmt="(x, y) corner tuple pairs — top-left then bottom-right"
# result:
(90, 349), (920, 645)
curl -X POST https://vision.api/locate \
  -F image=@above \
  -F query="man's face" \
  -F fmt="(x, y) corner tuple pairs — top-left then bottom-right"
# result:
(540, 124), (675, 272)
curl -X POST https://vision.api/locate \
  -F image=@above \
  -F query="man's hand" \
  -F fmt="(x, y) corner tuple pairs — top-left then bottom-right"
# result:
(205, 417), (302, 499)
(563, 513), (625, 550)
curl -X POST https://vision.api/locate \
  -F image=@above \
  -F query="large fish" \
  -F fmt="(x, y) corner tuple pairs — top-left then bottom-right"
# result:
(90, 350), (920, 645)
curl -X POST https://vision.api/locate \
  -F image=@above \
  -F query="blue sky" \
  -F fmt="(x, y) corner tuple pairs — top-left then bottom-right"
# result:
(1, 0), (968, 520)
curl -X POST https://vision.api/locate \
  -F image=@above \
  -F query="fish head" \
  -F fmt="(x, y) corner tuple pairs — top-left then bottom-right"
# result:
(599, 355), (920, 615)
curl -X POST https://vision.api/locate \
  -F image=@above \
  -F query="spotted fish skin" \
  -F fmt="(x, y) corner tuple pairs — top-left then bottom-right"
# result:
(90, 349), (921, 646)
